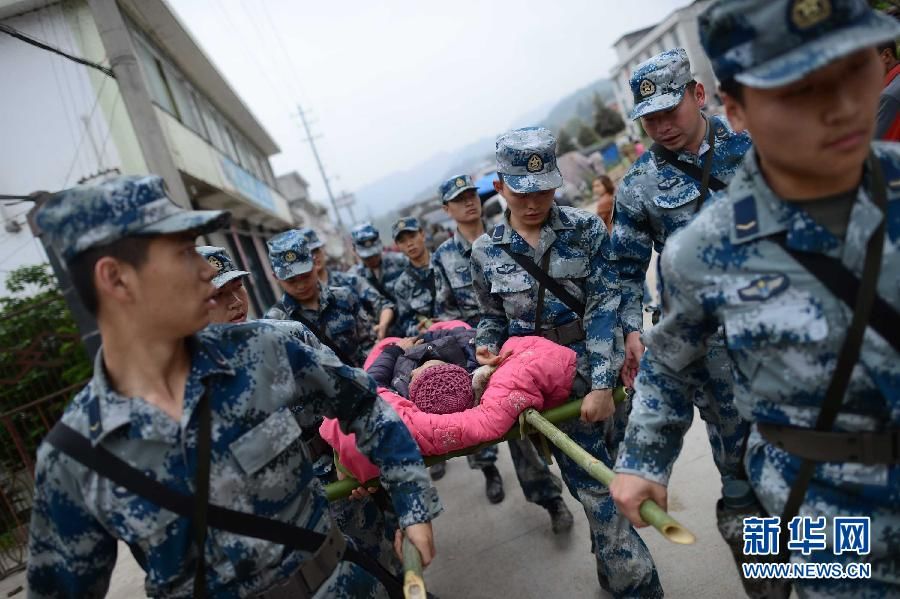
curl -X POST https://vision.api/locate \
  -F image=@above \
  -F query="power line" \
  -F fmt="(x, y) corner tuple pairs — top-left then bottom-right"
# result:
(61, 74), (111, 188)
(0, 22), (114, 78)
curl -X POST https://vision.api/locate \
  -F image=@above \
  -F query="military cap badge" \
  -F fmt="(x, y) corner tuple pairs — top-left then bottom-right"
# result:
(639, 79), (656, 97)
(455, 177), (466, 188)
(207, 256), (223, 272)
(284, 251), (297, 263)
(791, 0), (831, 29)
(526, 153), (544, 173)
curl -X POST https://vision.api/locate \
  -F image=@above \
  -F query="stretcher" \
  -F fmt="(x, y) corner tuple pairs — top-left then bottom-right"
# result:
(323, 391), (696, 599)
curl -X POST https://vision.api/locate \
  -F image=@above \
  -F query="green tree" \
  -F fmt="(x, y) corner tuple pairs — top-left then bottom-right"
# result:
(576, 124), (600, 148)
(592, 94), (626, 138)
(556, 129), (577, 154)
(0, 264), (91, 460)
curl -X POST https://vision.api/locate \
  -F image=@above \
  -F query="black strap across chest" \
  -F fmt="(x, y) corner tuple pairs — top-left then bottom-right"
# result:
(651, 122), (725, 212)
(44, 406), (404, 597)
(774, 152), (889, 558)
(286, 305), (356, 365)
(497, 244), (585, 317)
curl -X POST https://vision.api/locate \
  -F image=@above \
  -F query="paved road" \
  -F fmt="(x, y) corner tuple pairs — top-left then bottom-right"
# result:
(90, 412), (746, 599)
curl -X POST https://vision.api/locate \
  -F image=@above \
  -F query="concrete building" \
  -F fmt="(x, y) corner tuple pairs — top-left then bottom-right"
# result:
(609, 0), (719, 138)
(0, 0), (299, 315)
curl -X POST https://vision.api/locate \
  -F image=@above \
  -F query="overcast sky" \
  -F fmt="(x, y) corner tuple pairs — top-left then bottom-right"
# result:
(168, 0), (693, 204)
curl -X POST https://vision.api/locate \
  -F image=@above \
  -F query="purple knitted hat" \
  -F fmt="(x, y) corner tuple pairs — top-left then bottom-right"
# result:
(408, 363), (474, 415)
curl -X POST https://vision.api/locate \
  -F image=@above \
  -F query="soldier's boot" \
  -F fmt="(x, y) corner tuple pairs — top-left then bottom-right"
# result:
(482, 465), (505, 504)
(429, 462), (447, 481)
(543, 498), (574, 534)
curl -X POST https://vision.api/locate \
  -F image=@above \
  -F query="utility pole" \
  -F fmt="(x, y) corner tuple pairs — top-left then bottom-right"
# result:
(297, 105), (344, 229)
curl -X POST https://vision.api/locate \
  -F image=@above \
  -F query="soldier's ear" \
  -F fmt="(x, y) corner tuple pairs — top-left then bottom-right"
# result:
(94, 256), (135, 309)
(722, 91), (747, 133)
(693, 82), (707, 110)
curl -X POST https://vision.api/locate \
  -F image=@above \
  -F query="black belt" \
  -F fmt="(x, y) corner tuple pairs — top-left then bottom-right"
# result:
(256, 523), (347, 599)
(758, 422), (900, 465)
(536, 320), (585, 346)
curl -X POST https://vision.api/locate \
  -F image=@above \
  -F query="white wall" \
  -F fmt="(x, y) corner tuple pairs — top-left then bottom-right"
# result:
(0, 3), (128, 292)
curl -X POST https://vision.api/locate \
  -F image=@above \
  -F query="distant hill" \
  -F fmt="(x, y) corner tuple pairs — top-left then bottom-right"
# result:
(353, 78), (615, 218)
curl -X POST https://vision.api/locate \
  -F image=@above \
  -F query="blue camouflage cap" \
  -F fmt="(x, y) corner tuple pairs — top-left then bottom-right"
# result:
(629, 48), (693, 120)
(267, 230), (314, 280)
(699, 0), (900, 89)
(34, 175), (229, 262)
(495, 127), (563, 194)
(298, 226), (325, 251)
(439, 174), (477, 203)
(391, 216), (422, 241)
(196, 246), (250, 288)
(350, 223), (383, 258)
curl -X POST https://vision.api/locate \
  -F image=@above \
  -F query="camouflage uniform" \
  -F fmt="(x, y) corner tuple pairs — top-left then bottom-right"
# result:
(265, 231), (371, 368)
(471, 128), (662, 598)
(618, 1), (900, 595)
(389, 217), (439, 338)
(434, 174), (565, 501)
(299, 226), (394, 326)
(614, 48), (753, 483)
(349, 223), (409, 304)
(433, 231), (481, 327)
(26, 175), (440, 598)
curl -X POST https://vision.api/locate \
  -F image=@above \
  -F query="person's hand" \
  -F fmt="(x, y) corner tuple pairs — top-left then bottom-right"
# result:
(621, 331), (645, 388)
(475, 346), (512, 366)
(374, 321), (389, 341)
(394, 522), (436, 567)
(580, 389), (615, 422)
(335, 469), (378, 500)
(395, 336), (421, 351)
(610, 473), (668, 528)
(349, 485), (379, 500)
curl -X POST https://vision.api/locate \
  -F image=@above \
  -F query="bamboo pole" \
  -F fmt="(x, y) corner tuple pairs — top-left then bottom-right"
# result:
(402, 537), (426, 599)
(522, 408), (696, 546)
(324, 391), (629, 502)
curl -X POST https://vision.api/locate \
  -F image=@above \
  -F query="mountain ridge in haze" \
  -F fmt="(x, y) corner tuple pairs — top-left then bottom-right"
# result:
(353, 78), (615, 217)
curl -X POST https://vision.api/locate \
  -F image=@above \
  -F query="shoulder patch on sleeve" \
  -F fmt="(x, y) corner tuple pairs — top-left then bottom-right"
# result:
(733, 196), (759, 239)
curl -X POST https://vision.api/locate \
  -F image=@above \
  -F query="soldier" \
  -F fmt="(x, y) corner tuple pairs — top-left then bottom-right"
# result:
(196, 245), (252, 324)
(611, 1), (900, 596)
(390, 217), (439, 337)
(613, 48), (752, 488)
(26, 175), (438, 598)
(298, 227), (395, 342)
(264, 230), (371, 367)
(432, 173), (573, 530)
(470, 127), (662, 597)
(349, 223), (408, 305)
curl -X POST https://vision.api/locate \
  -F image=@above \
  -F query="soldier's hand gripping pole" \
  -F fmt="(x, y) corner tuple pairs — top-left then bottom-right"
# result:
(402, 536), (426, 599)
(521, 408), (696, 545)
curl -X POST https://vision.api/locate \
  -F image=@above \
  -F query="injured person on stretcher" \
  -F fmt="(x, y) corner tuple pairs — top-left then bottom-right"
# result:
(319, 321), (578, 483)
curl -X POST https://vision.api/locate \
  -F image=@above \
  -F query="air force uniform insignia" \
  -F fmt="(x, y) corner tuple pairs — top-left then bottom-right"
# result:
(496, 264), (516, 275)
(492, 224), (505, 242)
(791, 0), (831, 30)
(738, 274), (790, 301)
(639, 79), (656, 97)
(526, 153), (544, 173)
(733, 196), (759, 238)
(207, 256), (223, 272)
(658, 177), (680, 191)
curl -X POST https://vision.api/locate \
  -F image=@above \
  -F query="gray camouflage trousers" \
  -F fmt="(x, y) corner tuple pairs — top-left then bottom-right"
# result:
(556, 416), (663, 598)
(467, 438), (564, 505)
(689, 336), (750, 483)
